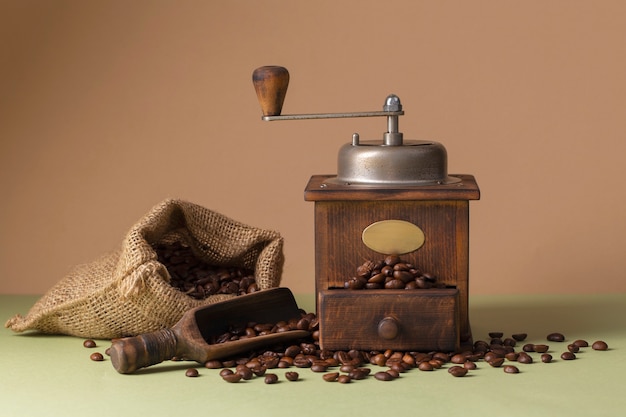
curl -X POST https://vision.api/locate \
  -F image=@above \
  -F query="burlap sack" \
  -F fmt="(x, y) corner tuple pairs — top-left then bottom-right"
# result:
(5, 199), (284, 339)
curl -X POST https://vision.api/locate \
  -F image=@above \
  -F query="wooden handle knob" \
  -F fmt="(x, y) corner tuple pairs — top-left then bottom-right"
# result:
(109, 329), (178, 374)
(252, 66), (289, 117)
(377, 317), (400, 340)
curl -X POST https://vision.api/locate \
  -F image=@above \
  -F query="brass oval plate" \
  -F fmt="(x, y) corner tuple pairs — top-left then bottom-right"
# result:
(362, 220), (425, 255)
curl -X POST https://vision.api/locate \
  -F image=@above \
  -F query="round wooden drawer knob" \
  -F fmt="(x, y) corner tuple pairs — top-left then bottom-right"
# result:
(377, 317), (400, 340)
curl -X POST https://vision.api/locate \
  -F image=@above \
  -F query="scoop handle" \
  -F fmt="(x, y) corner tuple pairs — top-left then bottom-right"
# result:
(109, 328), (178, 374)
(252, 66), (290, 117)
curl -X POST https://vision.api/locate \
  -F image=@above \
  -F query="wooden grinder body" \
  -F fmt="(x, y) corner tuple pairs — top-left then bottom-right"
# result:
(304, 174), (480, 352)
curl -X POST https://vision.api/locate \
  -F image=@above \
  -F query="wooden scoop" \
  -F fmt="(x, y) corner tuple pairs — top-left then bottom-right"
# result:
(109, 288), (309, 374)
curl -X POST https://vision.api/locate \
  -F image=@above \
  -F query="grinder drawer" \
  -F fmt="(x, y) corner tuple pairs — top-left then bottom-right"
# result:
(318, 288), (460, 352)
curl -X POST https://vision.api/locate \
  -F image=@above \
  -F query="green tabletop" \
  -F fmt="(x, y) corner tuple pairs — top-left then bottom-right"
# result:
(1, 293), (624, 417)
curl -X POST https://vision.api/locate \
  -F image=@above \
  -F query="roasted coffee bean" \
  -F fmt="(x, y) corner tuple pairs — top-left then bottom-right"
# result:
(285, 371), (299, 381)
(374, 371), (394, 381)
(90, 352), (104, 362)
(205, 360), (223, 369)
(547, 332), (565, 342)
(567, 344), (579, 353)
(385, 255), (401, 266)
(517, 352), (533, 364)
(522, 343), (535, 352)
(264, 373), (279, 384)
(503, 365), (519, 374)
(236, 365), (253, 380)
(222, 373), (242, 383)
(572, 339), (589, 348)
(489, 332), (504, 338)
(503, 338), (517, 347)
(349, 369), (369, 380)
(451, 353), (467, 364)
(337, 374), (352, 383)
(322, 372), (339, 382)
(512, 333), (527, 341)
(533, 344), (549, 353)
(448, 366), (468, 377)
(185, 368), (199, 377)
(560, 352), (576, 360)
(310, 363), (328, 373)
(505, 352), (519, 361)
(541, 354), (553, 363)
(488, 357), (505, 368)
(592, 340), (608, 351)
(464, 360), (477, 370)
(83, 339), (96, 348)
(340, 364), (355, 373)
(253, 367), (267, 377)
(417, 361), (433, 371)
(386, 369), (400, 379)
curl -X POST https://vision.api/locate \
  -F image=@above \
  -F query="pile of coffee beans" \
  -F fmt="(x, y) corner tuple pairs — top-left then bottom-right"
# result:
(87, 311), (610, 383)
(153, 241), (259, 300)
(206, 315), (313, 345)
(345, 255), (445, 290)
(195, 313), (610, 383)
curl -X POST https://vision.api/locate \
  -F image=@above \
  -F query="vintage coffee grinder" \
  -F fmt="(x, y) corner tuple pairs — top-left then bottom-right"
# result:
(253, 66), (480, 352)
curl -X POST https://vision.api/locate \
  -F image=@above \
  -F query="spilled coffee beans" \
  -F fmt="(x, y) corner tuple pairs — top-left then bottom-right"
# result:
(345, 256), (445, 290)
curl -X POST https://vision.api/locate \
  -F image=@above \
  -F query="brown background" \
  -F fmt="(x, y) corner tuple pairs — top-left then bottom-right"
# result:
(1, 1), (624, 296)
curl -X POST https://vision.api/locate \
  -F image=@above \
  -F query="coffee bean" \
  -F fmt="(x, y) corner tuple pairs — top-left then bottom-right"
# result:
(541, 354), (553, 363)
(205, 360), (223, 369)
(90, 352), (104, 362)
(250, 365), (265, 376)
(448, 366), (468, 377)
(567, 344), (579, 353)
(533, 344), (549, 353)
(322, 372), (339, 382)
(505, 352), (519, 361)
(374, 371), (394, 381)
(83, 339), (96, 348)
(222, 373), (242, 383)
(464, 361), (477, 370)
(386, 369), (400, 379)
(236, 365), (254, 380)
(451, 353), (467, 364)
(547, 332), (565, 342)
(418, 361), (434, 371)
(264, 373), (279, 384)
(285, 371), (299, 381)
(522, 343), (535, 352)
(219, 368), (234, 377)
(310, 364), (328, 373)
(488, 357), (505, 368)
(349, 369), (369, 380)
(488, 332), (504, 338)
(337, 375), (352, 383)
(512, 333), (527, 341)
(592, 341), (608, 351)
(572, 339), (589, 348)
(560, 352), (576, 360)
(185, 368), (199, 377)
(517, 352), (533, 364)
(503, 338), (517, 347)
(503, 365), (519, 374)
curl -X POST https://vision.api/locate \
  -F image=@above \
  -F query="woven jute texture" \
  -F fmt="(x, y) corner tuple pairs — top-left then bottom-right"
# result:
(5, 199), (284, 339)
